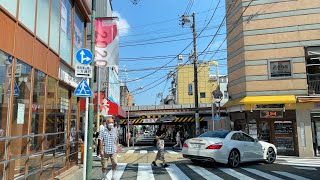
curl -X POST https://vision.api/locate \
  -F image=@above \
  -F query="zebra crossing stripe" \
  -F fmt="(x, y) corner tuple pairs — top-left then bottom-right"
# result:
(219, 168), (255, 180)
(137, 163), (155, 180)
(187, 165), (223, 180)
(126, 150), (135, 153)
(106, 163), (127, 180)
(166, 150), (179, 154)
(277, 162), (320, 167)
(166, 164), (190, 180)
(272, 171), (310, 180)
(140, 150), (148, 154)
(242, 168), (284, 180)
(293, 166), (317, 171)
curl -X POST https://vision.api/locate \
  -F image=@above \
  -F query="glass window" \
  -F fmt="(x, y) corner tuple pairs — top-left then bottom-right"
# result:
(241, 133), (255, 142)
(231, 133), (242, 141)
(8, 157), (26, 179)
(73, 9), (85, 67)
(45, 77), (57, 150)
(60, 0), (72, 64)
(200, 92), (205, 98)
(36, 0), (50, 43)
(18, 0), (36, 32)
(69, 94), (78, 163)
(30, 69), (46, 153)
(49, 0), (60, 52)
(11, 60), (32, 158)
(269, 60), (292, 78)
(0, 0), (18, 17)
(199, 131), (230, 138)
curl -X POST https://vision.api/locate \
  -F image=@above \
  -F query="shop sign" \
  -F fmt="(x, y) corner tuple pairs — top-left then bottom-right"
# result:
(260, 110), (283, 118)
(7, 64), (21, 77)
(255, 104), (284, 109)
(270, 60), (291, 77)
(143, 119), (156, 123)
(59, 65), (80, 88)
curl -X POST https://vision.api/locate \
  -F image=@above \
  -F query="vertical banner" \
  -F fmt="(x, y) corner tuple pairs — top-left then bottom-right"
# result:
(94, 17), (119, 69)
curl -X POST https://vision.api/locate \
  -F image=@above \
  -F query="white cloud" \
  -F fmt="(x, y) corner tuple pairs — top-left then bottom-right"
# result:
(113, 11), (130, 37)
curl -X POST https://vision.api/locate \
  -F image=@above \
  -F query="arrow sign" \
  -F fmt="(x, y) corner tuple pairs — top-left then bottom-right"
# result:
(75, 48), (93, 65)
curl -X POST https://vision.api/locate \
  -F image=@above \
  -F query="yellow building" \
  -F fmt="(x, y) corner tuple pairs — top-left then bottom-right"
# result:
(176, 61), (219, 104)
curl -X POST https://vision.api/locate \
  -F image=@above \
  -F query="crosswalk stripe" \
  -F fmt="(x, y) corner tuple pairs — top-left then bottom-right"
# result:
(106, 163), (127, 180)
(277, 162), (320, 167)
(272, 171), (310, 180)
(242, 168), (283, 180)
(140, 150), (148, 154)
(137, 163), (155, 180)
(126, 150), (135, 153)
(187, 165), (223, 180)
(293, 166), (318, 171)
(166, 164), (190, 180)
(153, 150), (158, 153)
(166, 150), (179, 154)
(219, 168), (255, 180)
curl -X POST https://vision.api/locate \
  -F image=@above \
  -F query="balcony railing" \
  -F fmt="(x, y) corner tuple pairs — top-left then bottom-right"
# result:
(308, 78), (320, 95)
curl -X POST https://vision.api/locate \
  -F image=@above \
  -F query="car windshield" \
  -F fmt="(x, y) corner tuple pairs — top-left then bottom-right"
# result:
(199, 131), (230, 138)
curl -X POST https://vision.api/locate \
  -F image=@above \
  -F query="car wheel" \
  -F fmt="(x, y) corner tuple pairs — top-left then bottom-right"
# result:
(266, 147), (276, 164)
(228, 149), (240, 168)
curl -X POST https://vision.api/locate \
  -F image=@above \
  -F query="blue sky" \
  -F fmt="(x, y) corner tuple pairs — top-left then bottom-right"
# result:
(112, 0), (227, 105)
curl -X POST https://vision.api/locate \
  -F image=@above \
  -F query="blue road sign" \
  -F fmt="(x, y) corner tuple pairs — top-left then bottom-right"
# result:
(74, 79), (92, 97)
(75, 48), (93, 65)
(6, 81), (20, 97)
(214, 113), (220, 121)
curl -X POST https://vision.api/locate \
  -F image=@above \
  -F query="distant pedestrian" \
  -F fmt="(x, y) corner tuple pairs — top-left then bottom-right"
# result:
(152, 126), (169, 168)
(99, 116), (118, 180)
(173, 129), (182, 150)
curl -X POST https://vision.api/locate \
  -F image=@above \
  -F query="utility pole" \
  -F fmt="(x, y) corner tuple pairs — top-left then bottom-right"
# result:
(86, 0), (96, 179)
(180, 12), (200, 136)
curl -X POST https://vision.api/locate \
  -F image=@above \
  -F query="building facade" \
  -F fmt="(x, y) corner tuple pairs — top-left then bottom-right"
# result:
(224, 0), (320, 157)
(0, 0), (91, 179)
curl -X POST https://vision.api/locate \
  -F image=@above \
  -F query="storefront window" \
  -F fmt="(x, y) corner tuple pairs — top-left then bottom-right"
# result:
(30, 69), (46, 153)
(0, 0), (18, 17)
(18, 0), (36, 32)
(36, 0), (50, 43)
(60, 0), (72, 64)
(73, 9), (85, 67)
(69, 94), (78, 163)
(11, 60), (32, 158)
(45, 77), (57, 150)
(8, 157), (26, 179)
(49, 0), (60, 52)
(0, 51), (13, 161)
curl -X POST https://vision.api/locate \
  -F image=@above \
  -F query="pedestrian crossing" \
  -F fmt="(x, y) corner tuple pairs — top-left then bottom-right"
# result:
(276, 156), (320, 168)
(123, 149), (181, 154)
(95, 163), (317, 180)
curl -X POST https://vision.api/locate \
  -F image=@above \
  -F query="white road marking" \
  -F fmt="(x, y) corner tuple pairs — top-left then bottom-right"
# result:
(293, 166), (318, 171)
(272, 171), (310, 180)
(277, 162), (320, 167)
(140, 150), (148, 154)
(166, 164), (190, 180)
(187, 165), (223, 180)
(219, 168), (255, 180)
(153, 150), (158, 153)
(137, 163), (155, 180)
(106, 163), (127, 180)
(242, 168), (283, 180)
(126, 150), (135, 153)
(166, 150), (179, 154)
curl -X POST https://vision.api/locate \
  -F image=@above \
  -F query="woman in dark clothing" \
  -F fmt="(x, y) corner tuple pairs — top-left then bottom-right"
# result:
(152, 127), (169, 167)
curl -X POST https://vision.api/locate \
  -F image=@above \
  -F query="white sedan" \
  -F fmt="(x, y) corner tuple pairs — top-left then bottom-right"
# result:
(182, 130), (277, 168)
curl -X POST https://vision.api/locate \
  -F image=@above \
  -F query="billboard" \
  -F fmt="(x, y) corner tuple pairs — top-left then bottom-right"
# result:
(94, 17), (119, 69)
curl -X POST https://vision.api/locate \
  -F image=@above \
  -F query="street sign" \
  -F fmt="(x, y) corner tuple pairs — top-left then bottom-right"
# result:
(75, 64), (93, 78)
(6, 81), (20, 97)
(213, 89), (223, 100)
(74, 79), (92, 97)
(7, 64), (21, 77)
(214, 113), (220, 121)
(75, 48), (93, 65)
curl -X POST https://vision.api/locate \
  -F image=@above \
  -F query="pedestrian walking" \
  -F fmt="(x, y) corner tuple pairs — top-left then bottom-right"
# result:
(99, 116), (118, 180)
(97, 119), (106, 158)
(173, 129), (182, 150)
(152, 126), (169, 168)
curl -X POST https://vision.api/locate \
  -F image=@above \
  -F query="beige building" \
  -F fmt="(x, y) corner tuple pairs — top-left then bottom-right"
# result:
(224, 0), (320, 157)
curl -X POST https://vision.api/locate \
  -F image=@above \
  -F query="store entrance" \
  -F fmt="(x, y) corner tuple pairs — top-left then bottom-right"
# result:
(312, 119), (320, 156)
(257, 119), (296, 156)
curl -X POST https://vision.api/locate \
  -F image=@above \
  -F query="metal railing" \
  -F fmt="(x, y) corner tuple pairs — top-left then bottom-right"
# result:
(308, 79), (320, 95)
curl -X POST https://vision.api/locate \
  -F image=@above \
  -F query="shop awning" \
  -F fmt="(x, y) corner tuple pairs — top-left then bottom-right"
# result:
(223, 95), (296, 108)
(296, 96), (320, 103)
